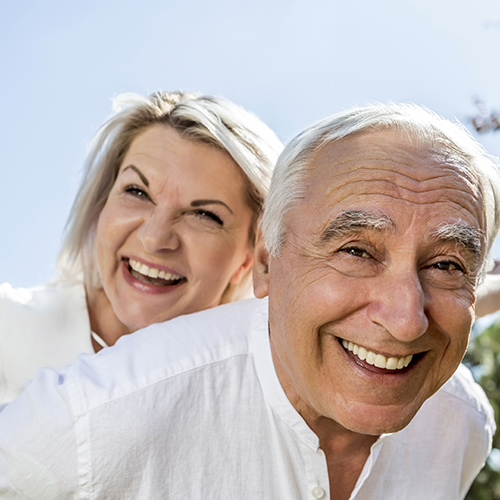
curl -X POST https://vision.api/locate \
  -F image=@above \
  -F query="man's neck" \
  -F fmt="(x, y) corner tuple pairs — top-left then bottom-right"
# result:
(270, 346), (379, 500)
(309, 416), (378, 500)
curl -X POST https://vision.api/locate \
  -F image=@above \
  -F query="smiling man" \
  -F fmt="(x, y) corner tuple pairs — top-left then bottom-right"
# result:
(254, 121), (496, 498)
(0, 103), (499, 500)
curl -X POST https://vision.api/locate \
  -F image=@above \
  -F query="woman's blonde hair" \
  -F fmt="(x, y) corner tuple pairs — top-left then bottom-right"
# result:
(57, 91), (283, 302)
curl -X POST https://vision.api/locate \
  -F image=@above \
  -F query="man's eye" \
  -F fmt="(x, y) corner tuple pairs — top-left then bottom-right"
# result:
(192, 209), (224, 226)
(431, 261), (465, 272)
(124, 185), (151, 200)
(339, 246), (371, 259)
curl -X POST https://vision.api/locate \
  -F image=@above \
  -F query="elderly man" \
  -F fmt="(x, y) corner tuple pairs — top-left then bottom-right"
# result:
(0, 103), (499, 500)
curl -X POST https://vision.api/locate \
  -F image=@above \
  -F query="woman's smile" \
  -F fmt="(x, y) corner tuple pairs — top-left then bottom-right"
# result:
(127, 258), (186, 286)
(120, 259), (187, 296)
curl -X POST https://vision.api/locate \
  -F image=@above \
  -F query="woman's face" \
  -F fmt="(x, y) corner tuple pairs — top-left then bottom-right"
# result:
(95, 124), (254, 333)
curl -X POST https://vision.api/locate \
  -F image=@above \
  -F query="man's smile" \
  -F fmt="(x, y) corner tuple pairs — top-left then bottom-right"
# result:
(340, 338), (419, 370)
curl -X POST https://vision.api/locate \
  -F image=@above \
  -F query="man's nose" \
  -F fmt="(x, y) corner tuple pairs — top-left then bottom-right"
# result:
(367, 271), (429, 343)
(137, 211), (181, 253)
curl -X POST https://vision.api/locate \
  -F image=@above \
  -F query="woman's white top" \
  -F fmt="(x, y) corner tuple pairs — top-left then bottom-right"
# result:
(0, 281), (94, 403)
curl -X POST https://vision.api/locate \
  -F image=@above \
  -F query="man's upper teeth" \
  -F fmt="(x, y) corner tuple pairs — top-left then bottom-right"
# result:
(341, 339), (413, 370)
(129, 259), (182, 280)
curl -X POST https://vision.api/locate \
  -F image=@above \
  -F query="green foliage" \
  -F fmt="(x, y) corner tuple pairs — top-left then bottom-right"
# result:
(464, 320), (500, 499)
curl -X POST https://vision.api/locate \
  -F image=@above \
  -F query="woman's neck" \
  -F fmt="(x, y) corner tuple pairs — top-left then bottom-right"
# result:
(85, 287), (134, 351)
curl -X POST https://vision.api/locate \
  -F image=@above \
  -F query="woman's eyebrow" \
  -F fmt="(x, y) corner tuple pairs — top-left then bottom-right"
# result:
(190, 199), (234, 215)
(121, 165), (149, 187)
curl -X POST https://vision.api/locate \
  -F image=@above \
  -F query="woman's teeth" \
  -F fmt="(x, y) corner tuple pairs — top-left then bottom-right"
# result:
(129, 259), (183, 281)
(341, 339), (413, 370)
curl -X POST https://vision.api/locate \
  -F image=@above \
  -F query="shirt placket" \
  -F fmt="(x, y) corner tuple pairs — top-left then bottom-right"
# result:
(301, 440), (330, 500)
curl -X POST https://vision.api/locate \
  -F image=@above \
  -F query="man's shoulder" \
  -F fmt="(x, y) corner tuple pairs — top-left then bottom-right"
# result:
(65, 297), (269, 413)
(428, 363), (494, 430)
(134, 296), (268, 361)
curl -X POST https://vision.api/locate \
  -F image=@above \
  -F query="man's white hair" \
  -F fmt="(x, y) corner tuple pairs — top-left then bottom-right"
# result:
(261, 102), (500, 278)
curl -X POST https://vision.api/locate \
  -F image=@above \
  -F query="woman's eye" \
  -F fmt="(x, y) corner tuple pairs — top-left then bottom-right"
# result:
(192, 209), (224, 226)
(124, 185), (151, 200)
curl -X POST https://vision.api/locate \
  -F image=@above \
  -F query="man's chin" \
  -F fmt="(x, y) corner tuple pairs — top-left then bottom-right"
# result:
(334, 402), (425, 436)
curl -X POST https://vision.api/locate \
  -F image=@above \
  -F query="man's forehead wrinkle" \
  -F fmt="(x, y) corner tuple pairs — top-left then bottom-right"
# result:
(309, 157), (477, 196)
(321, 175), (476, 198)
(318, 179), (479, 218)
(315, 152), (480, 194)
(324, 163), (473, 185)
(312, 138), (479, 187)
(319, 210), (395, 243)
(325, 185), (481, 208)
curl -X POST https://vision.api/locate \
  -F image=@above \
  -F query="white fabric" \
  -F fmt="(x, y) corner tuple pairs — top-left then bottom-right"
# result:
(91, 331), (109, 349)
(0, 281), (94, 403)
(0, 297), (494, 499)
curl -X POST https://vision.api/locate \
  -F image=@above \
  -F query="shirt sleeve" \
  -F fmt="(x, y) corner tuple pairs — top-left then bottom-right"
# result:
(0, 367), (80, 500)
(475, 273), (500, 318)
(455, 365), (496, 498)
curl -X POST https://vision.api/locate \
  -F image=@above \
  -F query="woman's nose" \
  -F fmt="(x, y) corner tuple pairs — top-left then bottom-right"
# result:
(367, 271), (429, 343)
(137, 212), (181, 253)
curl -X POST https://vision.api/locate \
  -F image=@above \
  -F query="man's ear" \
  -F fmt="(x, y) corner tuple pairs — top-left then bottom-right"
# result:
(253, 226), (270, 299)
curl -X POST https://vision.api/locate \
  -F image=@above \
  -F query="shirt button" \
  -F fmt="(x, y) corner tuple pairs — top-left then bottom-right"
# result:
(311, 486), (325, 499)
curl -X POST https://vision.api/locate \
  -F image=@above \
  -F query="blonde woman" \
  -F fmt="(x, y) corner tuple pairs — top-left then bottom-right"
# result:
(0, 91), (283, 403)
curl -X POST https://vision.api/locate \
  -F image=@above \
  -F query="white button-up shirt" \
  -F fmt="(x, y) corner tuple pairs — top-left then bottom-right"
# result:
(0, 298), (494, 499)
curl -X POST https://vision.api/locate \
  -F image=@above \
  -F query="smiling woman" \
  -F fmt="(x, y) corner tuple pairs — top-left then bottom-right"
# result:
(0, 91), (283, 403)
(93, 124), (257, 339)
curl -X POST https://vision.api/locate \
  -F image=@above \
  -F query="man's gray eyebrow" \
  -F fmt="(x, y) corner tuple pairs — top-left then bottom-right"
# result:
(320, 210), (395, 242)
(432, 222), (484, 259)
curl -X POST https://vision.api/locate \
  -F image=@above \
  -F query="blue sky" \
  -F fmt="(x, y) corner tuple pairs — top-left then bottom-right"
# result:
(1, 0), (500, 287)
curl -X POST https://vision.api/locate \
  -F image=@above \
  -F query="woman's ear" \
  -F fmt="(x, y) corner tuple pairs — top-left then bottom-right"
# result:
(253, 228), (270, 299)
(229, 250), (254, 285)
